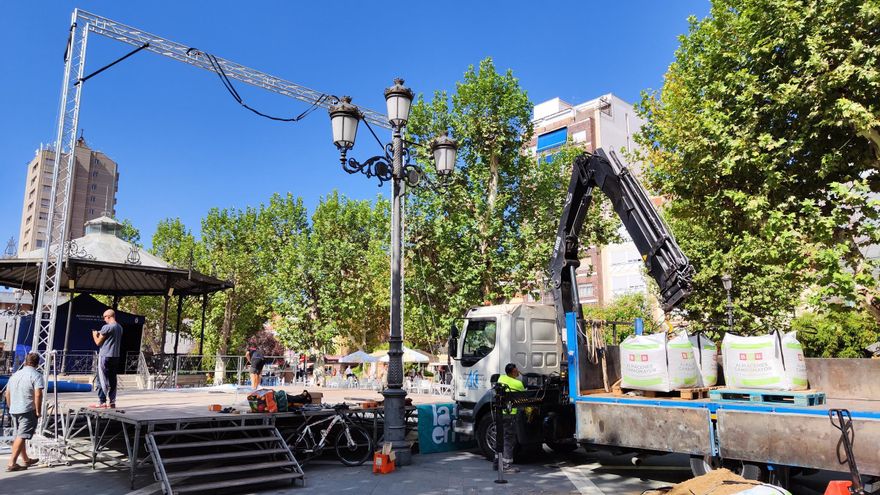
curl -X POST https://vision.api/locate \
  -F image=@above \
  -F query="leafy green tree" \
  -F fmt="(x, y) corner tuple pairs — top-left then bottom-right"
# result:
(583, 292), (655, 343)
(118, 218), (200, 353)
(200, 206), (269, 356)
(117, 218), (141, 247)
(403, 58), (620, 351)
(793, 310), (879, 358)
(635, 0), (880, 334)
(251, 193), (319, 351)
(304, 191), (391, 352)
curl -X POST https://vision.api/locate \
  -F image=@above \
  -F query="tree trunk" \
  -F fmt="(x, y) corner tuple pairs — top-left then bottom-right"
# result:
(218, 289), (235, 355)
(479, 153), (500, 299)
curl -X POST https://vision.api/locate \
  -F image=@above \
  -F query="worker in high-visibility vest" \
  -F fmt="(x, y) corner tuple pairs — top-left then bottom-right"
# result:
(496, 362), (525, 473)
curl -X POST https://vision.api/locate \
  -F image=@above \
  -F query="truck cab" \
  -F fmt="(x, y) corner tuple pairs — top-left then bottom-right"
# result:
(451, 303), (573, 456)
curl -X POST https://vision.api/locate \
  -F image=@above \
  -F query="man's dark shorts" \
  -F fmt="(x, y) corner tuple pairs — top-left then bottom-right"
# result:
(12, 410), (38, 439)
(249, 358), (265, 375)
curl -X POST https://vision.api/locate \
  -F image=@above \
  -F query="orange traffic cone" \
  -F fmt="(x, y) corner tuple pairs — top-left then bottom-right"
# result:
(824, 480), (852, 495)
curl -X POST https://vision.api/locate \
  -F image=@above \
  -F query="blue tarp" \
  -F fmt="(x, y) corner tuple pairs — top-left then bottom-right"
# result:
(16, 294), (144, 374)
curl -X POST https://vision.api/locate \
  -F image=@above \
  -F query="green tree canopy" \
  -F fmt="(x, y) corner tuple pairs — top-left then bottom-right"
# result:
(403, 58), (620, 351)
(636, 0), (880, 335)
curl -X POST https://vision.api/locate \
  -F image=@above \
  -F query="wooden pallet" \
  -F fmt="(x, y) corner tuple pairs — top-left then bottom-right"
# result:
(708, 388), (826, 406)
(678, 386), (722, 400)
(613, 386), (721, 400)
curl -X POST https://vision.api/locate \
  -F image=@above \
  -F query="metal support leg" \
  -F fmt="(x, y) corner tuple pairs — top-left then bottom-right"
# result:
(130, 423), (141, 489)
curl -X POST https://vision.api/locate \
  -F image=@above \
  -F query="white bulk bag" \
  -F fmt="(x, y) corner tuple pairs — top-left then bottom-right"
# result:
(777, 330), (808, 391)
(721, 333), (786, 390)
(667, 332), (700, 389)
(689, 333), (718, 387)
(620, 333), (671, 392)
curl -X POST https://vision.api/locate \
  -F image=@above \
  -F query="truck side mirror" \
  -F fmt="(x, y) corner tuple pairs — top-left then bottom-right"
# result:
(448, 323), (459, 359)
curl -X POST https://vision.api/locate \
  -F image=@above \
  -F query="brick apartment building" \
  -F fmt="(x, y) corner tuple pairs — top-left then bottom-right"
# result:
(523, 94), (653, 308)
(18, 136), (119, 255)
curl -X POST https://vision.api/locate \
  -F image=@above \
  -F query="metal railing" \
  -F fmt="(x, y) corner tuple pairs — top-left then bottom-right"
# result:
(58, 351), (97, 375)
(124, 351), (140, 374)
(133, 353), (290, 389)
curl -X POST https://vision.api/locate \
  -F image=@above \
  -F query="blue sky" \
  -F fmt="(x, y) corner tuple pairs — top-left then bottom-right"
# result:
(0, 1), (710, 250)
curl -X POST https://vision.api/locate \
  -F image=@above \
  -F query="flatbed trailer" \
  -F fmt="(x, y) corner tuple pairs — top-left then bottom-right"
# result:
(567, 318), (880, 477)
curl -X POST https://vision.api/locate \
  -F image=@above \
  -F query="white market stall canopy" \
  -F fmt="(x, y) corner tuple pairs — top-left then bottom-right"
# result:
(377, 346), (432, 363)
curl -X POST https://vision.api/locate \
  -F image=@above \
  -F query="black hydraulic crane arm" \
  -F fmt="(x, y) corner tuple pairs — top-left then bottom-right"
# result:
(548, 149), (694, 332)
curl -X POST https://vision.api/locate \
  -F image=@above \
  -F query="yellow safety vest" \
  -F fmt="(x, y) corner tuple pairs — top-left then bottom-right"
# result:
(497, 374), (525, 414)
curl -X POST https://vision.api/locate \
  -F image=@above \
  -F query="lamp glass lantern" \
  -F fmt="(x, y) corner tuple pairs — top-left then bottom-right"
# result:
(384, 78), (414, 127)
(431, 131), (458, 176)
(721, 274), (732, 291)
(330, 96), (360, 150)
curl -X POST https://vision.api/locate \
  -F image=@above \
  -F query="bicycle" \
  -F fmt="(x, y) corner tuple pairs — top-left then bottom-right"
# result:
(286, 405), (373, 466)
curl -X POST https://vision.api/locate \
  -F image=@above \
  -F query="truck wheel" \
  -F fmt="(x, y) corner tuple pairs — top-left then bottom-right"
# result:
(689, 455), (764, 481)
(476, 413), (544, 461)
(476, 414), (496, 459)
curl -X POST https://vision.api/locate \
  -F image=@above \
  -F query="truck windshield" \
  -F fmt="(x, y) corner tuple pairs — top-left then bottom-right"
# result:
(461, 319), (497, 365)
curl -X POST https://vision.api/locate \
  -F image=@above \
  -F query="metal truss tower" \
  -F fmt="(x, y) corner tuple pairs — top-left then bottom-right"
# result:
(34, 9), (389, 382)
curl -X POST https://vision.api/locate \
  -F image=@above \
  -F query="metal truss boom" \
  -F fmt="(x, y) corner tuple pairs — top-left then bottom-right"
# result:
(76, 10), (390, 128)
(33, 8), (389, 398)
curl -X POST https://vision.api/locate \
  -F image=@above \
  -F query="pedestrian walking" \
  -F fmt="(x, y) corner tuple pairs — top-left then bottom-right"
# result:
(245, 345), (265, 390)
(91, 309), (122, 408)
(5, 352), (43, 471)
(495, 362), (525, 474)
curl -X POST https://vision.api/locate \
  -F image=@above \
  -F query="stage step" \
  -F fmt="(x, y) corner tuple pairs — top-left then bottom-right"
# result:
(146, 424), (303, 494)
(150, 425), (275, 436)
(117, 374), (140, 391)
(173, 472), (304, 494)
(165, 460), (298, 479)
(161, 448), (289, 464)
(157, 435), (279, 450)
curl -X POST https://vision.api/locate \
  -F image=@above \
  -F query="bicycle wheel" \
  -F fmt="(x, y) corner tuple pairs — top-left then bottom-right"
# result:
(288, 424), (321, 466)
(334, 424), (373, 466)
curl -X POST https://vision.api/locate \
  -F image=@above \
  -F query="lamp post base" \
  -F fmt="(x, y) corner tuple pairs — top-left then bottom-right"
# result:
(381, 386), (412, 466)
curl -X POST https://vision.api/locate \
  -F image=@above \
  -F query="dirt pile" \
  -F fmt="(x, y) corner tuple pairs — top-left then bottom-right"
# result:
(643, 468), (771, 495)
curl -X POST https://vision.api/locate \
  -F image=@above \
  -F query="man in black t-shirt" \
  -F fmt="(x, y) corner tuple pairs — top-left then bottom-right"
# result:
(245, 345), (265, 390)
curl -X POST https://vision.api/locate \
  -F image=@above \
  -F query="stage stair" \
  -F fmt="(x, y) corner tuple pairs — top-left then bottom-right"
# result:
(146, 424), (303, 494)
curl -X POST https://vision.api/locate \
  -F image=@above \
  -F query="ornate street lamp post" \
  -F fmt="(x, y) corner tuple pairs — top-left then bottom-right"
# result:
(721, 273), (734, 334)
(329, 79), (457, 465)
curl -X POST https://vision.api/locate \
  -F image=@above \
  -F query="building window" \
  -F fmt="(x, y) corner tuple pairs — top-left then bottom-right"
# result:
(93, 171), (99, 177)
(38, 213), (47, 221)
(91, 184), (97, 191)
(612, 274), (646, 296)
(578, 284), (595, 298)
(536, 127), (568, 152)
(36, 240), (44, 248)
(89, 208), (95, 215)
(90, 196), (96, 203)
(40, 198), (50, 208)
(610, 248), (641, 266)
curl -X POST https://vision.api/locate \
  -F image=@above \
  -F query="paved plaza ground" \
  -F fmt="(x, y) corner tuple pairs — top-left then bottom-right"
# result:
(0, 386), (852, 494)
(2, 445), (847, 494)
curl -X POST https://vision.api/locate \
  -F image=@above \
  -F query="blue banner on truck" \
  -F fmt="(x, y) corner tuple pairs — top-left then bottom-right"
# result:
(416, 403), (476, 454)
